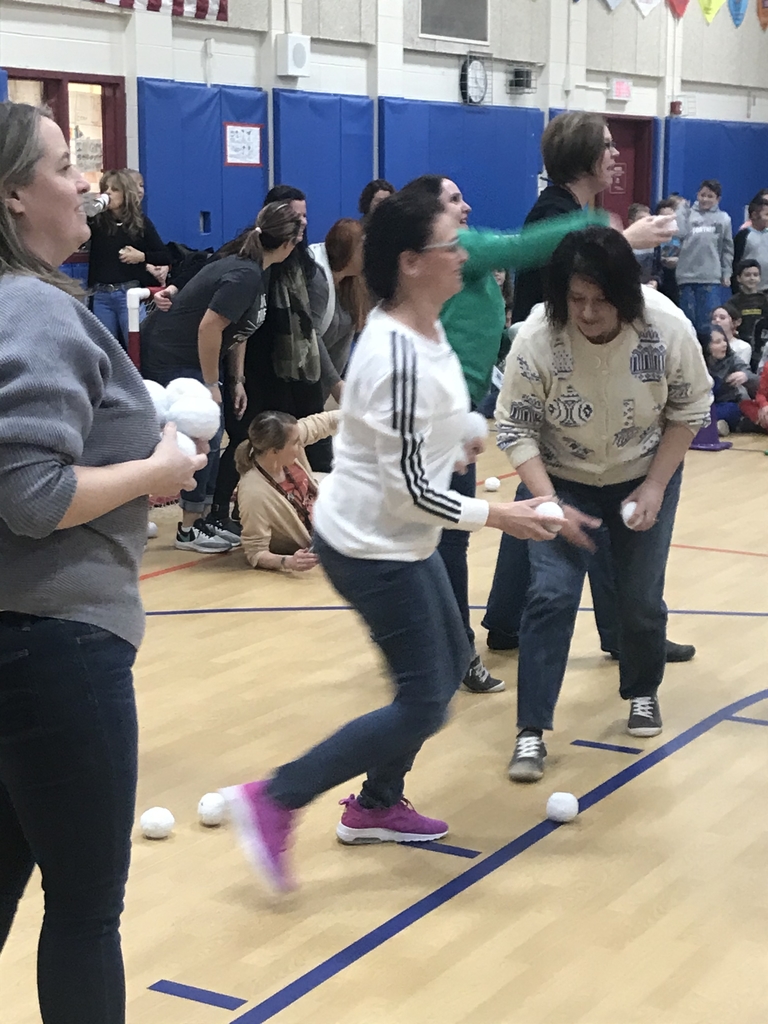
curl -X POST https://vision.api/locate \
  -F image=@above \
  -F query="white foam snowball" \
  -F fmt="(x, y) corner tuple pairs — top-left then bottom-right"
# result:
(167, 396), (220, 441)
(537, 501), (565, 533)
(165, 377), (211, 403)
(140, 807), (175, 840)
(143, 379), (171, 425)
(484, 476), (501, 492)
(621, 501), (638, 528)
(197, 792), (227, 828)
(464, 410), (489, 442)
(546, 792), (579, 823)
(175, 431), (197, 458)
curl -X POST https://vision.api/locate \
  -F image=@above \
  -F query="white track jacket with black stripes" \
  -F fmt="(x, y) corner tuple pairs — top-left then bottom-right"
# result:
(313, 306), (490, 561)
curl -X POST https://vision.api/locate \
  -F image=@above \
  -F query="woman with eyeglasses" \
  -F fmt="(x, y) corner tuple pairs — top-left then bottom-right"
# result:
(221, 189), (563, 894)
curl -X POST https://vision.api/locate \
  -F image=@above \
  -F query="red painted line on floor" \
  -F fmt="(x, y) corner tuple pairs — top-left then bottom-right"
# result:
(139, 553), (232, 581)
(477, 470), (519, 487)
(671, 542), (768, 559)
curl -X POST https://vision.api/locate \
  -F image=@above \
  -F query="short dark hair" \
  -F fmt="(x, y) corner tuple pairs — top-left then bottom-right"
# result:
(698, 179), (722, 198)
(364, 189), (443, 302)
(721, 301), (742, 323)
(545, 226), (644, 330)
(358, 178), (395, 216)
(656, 199), (675, 214)
(541, 112), (607, 187)
(736, 258), (761, 276)
(748, 195), (768, 217)
(265, 184), (306, 204)
(627, 202), (650, 224)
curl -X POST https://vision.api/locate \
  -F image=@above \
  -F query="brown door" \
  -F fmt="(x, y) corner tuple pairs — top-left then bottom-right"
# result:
(597, 115), (654, 227)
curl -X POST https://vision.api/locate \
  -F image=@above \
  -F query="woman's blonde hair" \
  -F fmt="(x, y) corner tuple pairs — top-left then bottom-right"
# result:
(235, 410), (298, 476)
(0, 102), (83, 297)
(95, 168), (145, 237)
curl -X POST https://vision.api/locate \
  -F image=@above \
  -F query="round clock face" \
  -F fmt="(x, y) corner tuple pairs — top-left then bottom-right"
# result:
(464, 58), (487, 104)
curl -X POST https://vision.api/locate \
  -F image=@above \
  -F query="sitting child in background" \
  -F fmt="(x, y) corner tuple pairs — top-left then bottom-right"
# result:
(710, 303), (753, 365)
(739, 360), (768, 433)
(627, 203), (662, 289)
(657, 197), (681, 305)
(703, 324), (758, 436)
(235, 409), (339, 572)
(730, 258), (768, 369)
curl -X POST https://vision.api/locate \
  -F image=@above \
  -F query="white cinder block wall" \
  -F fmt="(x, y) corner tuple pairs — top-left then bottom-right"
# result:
(2, 0), (768, 168)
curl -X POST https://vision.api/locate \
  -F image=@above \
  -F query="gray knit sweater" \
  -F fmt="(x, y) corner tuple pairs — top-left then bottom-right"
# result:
(0, 274), (159, 648)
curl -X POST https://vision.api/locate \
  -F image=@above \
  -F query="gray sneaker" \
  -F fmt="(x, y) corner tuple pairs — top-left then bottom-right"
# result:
(175, 519), (232, 554)
(508, 731), (547, 782)
(462, 655), (505, 693)
(627, 695), (662, 737)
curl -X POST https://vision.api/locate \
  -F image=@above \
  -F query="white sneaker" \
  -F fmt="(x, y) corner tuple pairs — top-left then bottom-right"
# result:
(717, 420), (730, 437)
(147, 521), (159, 539)
(175, 519), (232, 554)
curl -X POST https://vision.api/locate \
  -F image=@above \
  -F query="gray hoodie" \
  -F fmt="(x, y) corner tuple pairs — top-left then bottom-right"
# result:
(675, 200), (734, 285)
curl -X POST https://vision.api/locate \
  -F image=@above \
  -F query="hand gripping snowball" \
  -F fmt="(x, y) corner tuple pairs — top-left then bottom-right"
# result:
(621, 501), (638, 528)
(463, 410), (489, 443)
(167, 395), (220, 442)
(537, 501), (565, 533)
(175, 431), (197, 458)
(484, 476), (501, 492)
(140, 807), (175, 840)
(165, 377), (212, 403)
(143, 379), (171, 426)
(198, 792), (227, 828)
(546, 792), (579, 823)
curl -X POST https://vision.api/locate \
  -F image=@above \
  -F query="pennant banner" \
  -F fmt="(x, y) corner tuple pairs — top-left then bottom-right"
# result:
(667, 0), (690, 16)
(728, 0), (749, 23)
(85, 0), (228, 21)
(698, 0), (726, 18)
(603, 0), (624, 9)
(760, 0), (768, 28)
(635, 0), (663, 15)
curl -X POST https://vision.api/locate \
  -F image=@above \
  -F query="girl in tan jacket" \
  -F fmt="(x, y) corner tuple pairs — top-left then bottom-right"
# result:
(234, 409), (338, 571)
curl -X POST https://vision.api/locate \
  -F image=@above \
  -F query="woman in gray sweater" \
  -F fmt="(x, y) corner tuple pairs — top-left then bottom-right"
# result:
(0, 102), (204, 1024)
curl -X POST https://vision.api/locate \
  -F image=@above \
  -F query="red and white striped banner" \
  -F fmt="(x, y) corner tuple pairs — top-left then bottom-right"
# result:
(86, 0), (228, 22)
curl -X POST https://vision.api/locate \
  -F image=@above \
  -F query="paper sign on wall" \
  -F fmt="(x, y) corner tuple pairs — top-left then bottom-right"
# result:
(760, 0), (768, 29)
(698, 0), (726, 18)
(667, 0), (690, 15)
(728, 0), (748, 23)
(224, 122), (263, 166)
(634, 0), (662, 15)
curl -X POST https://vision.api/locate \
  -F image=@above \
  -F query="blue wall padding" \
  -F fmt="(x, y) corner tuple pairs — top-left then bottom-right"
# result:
(380, 98), (544, 231)
(664, 117), (768, 229)
(273, 89), (374, 243)
(0, 69), (8, 102)
(138, 78), (267, 252)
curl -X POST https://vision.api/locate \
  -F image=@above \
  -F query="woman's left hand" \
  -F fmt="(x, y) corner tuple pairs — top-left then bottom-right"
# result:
(233, 382), (248, 420)
(726, 371), (748, 386)
(622, 479), (665, 532)
(119, 246), (145, 264)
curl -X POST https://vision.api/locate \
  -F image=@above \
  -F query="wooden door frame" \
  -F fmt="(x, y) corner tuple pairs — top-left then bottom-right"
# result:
(600, 113), (655, 209)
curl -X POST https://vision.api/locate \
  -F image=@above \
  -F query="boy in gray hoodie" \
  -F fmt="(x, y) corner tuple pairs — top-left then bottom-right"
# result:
(675, 179), (734, 333)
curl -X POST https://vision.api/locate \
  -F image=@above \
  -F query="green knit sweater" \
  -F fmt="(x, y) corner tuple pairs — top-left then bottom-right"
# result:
(441, 209), (608, 404)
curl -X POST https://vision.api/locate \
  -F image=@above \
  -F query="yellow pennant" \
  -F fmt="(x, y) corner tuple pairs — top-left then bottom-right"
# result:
(698, 0), (726, 18)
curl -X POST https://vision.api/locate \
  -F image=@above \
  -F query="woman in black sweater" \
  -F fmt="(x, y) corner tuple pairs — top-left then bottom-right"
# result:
(88, 168), (169, 349)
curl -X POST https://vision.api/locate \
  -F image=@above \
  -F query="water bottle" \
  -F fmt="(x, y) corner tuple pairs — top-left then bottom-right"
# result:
(82, 193), (110, 218)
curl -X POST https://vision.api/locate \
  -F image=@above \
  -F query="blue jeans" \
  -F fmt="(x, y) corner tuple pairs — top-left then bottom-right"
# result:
(268, 534), (472, 810)
(678, 283), (723, 335)
(91, 286), (145, 351)
(713, 401), (741, 429)
(436, 462), (477, 648)
(516, 469), (682, 732)
(481, 481), (619, 654)
(147, 367), (224, 515)
(0, 613), (138, 1024)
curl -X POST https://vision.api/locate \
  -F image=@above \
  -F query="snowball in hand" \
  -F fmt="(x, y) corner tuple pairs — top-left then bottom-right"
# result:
(140, 807), (175, 839)
(463, 410), (489, 442)
(621, 501), (638, 528)
(165, 377), (211, 403)
(143, 379), (171, 425)
(175, 431), (197, 458)
(198, 792), (227, 827)
(537, 501), (565, 533)
(167, 395), (220, 441)
(546, 792), (579, 823)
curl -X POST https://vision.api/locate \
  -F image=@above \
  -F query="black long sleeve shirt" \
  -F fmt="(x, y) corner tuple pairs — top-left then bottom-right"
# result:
(87, 215), (170, 287)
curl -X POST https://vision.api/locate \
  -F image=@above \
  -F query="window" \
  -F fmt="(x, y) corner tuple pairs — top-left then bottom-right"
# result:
(69, 83), (104, 189)
(420, 0), (489, 43)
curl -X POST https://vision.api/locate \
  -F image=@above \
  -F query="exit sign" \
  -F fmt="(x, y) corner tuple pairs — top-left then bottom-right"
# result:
(610, 77), (632, 101)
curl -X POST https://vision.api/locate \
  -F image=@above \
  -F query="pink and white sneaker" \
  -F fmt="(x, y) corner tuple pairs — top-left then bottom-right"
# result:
(336, 795), (448, 845)
(220, 781), (296, 892)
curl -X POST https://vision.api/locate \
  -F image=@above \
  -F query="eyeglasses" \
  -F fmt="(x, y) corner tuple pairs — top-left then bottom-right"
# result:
(421, 237), (462, 254)
(604, 139), (616, 150)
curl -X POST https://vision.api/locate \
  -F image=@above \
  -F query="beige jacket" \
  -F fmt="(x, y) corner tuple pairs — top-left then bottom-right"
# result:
(238, 410), (339, 568)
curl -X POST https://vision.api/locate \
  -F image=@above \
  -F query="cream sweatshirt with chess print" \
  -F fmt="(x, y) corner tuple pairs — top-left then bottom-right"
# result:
(496, 287), (712, 487)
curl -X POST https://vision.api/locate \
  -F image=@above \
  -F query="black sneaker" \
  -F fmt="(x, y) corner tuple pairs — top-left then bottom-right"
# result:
(627, 695), (662, 737)
(205, 514), (242, 547)
(508, 730), (547, 782)
(462, 655), (505, 693)
(486, 629), (519, 651)
(175, 519), (232, 554)
(609, 640), (696, 663)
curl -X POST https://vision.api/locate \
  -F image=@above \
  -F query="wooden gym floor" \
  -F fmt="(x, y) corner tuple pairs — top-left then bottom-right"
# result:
(3, 435), (768, 1024)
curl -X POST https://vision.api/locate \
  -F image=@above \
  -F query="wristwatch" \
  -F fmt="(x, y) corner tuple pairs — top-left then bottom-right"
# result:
(229, 375), (246, 385)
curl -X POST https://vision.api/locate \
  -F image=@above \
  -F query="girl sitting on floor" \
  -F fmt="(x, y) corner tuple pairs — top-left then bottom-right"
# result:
(235, 409), (339, 571)
(703, 324), (758, 436)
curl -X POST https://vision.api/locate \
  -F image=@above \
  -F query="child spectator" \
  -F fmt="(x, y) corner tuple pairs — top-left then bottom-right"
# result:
(732, 193), (768, 288)
(730, 258), (768, 367)
(656, 197), (681, 304)
(676, 180), (734, 333)
(710, 303), (753, 365)
(703, 324), (758, 436)
(739, 359), (768, 433)
(627, 203), (662, 288)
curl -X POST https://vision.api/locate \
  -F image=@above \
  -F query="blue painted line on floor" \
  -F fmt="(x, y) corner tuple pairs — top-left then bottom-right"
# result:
(146, 605), (768, 618)
(571, 739), (643, 755)
(728, 714), (768, 727)
(148, 980), (247, 1010)
(227, 687), (768, 1024)
(410, 841), (481, 859)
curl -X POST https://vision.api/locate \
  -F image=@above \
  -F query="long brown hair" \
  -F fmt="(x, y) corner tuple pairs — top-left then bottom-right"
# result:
(325, 218), (370, 331)
(95, 168), (145, 237)
(235, 410), (298, 476)
(234, 201), (303, 263)
(0, 102), (82, 297)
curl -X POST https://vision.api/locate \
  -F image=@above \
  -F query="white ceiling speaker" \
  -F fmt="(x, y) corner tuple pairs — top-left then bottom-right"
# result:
(276, 33), (311, 78)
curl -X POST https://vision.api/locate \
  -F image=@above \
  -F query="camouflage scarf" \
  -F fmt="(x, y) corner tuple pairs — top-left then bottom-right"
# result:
(270, 260), (321, 383)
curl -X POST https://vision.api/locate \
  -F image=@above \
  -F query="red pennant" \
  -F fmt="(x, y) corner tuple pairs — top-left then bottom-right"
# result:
(667, 0), (690, 13)
(760, 0), (768, 29)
